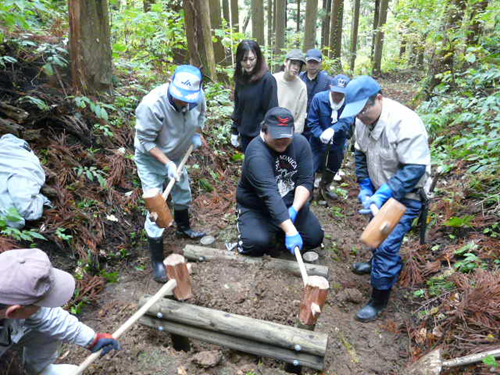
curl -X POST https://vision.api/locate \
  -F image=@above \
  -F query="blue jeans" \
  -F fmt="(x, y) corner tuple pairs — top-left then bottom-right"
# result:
(310, 136), (347, 174)
(370, 198), (422, 290)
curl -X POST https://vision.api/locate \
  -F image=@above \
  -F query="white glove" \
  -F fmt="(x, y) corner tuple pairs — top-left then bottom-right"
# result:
(320, 127), (335, 144)
(166, 161), (180, 181)
(230, 134), (240, 148)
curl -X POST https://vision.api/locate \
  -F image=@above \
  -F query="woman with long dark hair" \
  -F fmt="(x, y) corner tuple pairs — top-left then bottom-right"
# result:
(231, 40), (278, 152)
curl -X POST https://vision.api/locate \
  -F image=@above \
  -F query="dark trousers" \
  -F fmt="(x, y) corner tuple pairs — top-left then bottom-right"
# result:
(370, 198), (422, 290)
(240, 135), (256, 153)
(236, 204), (324, 256)
(310, 136), (347, 174)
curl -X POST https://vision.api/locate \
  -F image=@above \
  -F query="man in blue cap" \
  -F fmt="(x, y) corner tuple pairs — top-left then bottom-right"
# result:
(340, 76), (431, 322)
(300, 49), (332, 140)
(134, 65), (207, 283)
(307, 74), (354, 201)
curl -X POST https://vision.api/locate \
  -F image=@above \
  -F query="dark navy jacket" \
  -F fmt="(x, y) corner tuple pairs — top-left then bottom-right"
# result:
(299, 71), (331, 111)
(307, 90), (354, 141)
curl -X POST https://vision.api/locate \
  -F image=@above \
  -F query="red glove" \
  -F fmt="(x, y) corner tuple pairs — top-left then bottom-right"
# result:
(88, 333), (121, 356)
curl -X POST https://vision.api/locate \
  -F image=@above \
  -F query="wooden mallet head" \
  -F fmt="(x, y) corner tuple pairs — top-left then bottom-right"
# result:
(143, 188), (173, 228)
(360, 198), (407, 248)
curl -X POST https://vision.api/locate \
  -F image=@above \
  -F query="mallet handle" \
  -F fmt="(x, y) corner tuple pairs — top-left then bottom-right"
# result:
(162, 145), (194, 200)
(73, 279), (177, 375)
(295, 246), (309, 286)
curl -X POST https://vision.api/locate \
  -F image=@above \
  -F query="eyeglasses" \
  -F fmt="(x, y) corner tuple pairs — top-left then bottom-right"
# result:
(359, 99), (376, 116)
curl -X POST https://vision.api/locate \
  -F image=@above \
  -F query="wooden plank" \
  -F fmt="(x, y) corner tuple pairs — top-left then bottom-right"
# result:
(140, 315), (325, 370)
(139, 296), (328, 357)
(183, 245), (329, 278)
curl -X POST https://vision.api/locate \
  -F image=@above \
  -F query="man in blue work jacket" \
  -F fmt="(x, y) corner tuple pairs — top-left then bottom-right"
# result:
(308, 74), (354, 201)
(341, 76), (431, 322)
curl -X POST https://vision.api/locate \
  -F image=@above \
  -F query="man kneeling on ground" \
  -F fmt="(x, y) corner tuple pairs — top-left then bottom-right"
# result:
(236, 107), (324, 256)
(0, 249), (120, 375)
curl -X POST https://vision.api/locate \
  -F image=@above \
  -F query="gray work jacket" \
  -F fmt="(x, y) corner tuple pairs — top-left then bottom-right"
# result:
(354, 98), (431, 201)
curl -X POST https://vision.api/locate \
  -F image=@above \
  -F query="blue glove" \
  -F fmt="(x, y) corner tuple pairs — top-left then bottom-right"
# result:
(285, 233), (303, 255)
(88, 333), (121, 357)
(288, 206), (298, 223)
(192, 133), (202, 150)
(358, 178), (375, 204)
(166, 161), (180, 181)
(359, 183), (393, 215)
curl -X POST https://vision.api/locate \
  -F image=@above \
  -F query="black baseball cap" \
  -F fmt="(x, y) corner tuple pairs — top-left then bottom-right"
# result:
(263, 107), (295, 139)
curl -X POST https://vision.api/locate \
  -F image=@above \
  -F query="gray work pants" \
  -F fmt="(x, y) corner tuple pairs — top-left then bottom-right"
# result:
(134, 150), (192, 238)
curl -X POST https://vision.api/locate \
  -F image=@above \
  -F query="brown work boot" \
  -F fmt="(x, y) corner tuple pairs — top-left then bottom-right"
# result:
(319, 170), (339, 201)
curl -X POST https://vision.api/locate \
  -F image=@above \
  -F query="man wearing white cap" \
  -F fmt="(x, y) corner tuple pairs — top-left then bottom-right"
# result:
(134, 65), (207, 283)
(0, 248), (120, 374)
(340, 76), (431, 322)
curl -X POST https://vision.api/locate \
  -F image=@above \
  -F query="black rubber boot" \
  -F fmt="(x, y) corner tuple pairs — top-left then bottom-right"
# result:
(174, 209), (206, 239)
(352, 261), (372, 275)
(148, 236), (167, 283)
(355, 288), (391, 322)
(319, 170), (339, 201)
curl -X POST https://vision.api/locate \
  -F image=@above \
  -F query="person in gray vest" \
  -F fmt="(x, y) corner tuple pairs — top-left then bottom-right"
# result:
(341, 76), (431, 322)
(134, 65), (207, 283)
(0, 249), (120, 375)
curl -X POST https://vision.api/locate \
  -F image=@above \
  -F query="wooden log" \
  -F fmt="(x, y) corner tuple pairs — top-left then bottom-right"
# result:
(0, 118), (24, 136)
(0, 101), (29, 123)
(183, 245), (329, 279)
(143, 188), (173, 228)
(140, 315), (325, 370)
(299, 276), (329, 326)
(164, 254), (192, 300)
(138, 296), (328, 357)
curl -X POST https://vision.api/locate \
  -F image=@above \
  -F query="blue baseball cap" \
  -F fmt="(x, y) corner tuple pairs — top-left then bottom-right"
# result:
(169, 65), (202, 103)
(330, 74), (350, 94)
(305, 49), (322, 62)
(340, 76), (381, 118)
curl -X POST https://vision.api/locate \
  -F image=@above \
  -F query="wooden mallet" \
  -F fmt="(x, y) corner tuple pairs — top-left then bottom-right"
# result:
(360, 198), (407, 248)
(142, 145), (194, 228)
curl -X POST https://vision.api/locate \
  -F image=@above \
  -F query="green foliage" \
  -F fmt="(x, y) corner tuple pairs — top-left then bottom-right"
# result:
(17, 96), (49, 111)
(204, 82), (233, 150)
(482, 355), (498, 369)
(55, 227), (73, 242)
(427, 273), (456, 296)
(74, 166), (107, 188)
(72, 96), (116, 122)
(0, 55), (17, 69)
(444, 215), (474, 228)
(0, 207), (46, 242)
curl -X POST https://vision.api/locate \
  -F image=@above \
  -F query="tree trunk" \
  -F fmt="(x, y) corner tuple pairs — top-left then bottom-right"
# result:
(329, 0), (343, 70)
(370, 0), (380, 61)
(372, 0), (388, 76)
(349, 0), (360, 72)
(423, 0), (466, 97)
(320, 0), (331, 53)
(399, 38), (407, 59)
(209, 0), (227, 65)
(143, 0), (154, 12)
(183, 0), (218, 82)
(252, 0), (265, 45)
(230, 0), (239, 31)
(242, 12), (251, 33)
(275, 0), (286, 57)
(303, 0), (319, 51)
(296, 0), (301, 32)
(222, 0), (230, 25)
(267, 0), (273, 47)
(68, 0), (113, 94)
(466, 0), (489, 46)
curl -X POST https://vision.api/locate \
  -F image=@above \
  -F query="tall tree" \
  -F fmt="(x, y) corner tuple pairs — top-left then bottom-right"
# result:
(349, 0), (360, 72)
(143, 0), (154, 12)
(303, 0), (319, 51)
(230, 0), (239, 31)
(329, 0), (343, 70)
(252, 0), (265, 45)
(184, 0), (217, 82)
(370, 0), (380, 60)
(267, 0), (273, 46)
(423, 0), (467, 97)
(222, 0), (230, 25)
(466, 0), (490, 46)
(321, 0), (332, 52)
(68, 0), (113, 93)
(209, 0), (226, 65)
(296, 0), (301, 32)
(372, 0), (389, 75)
(275, 0), (286, 57)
